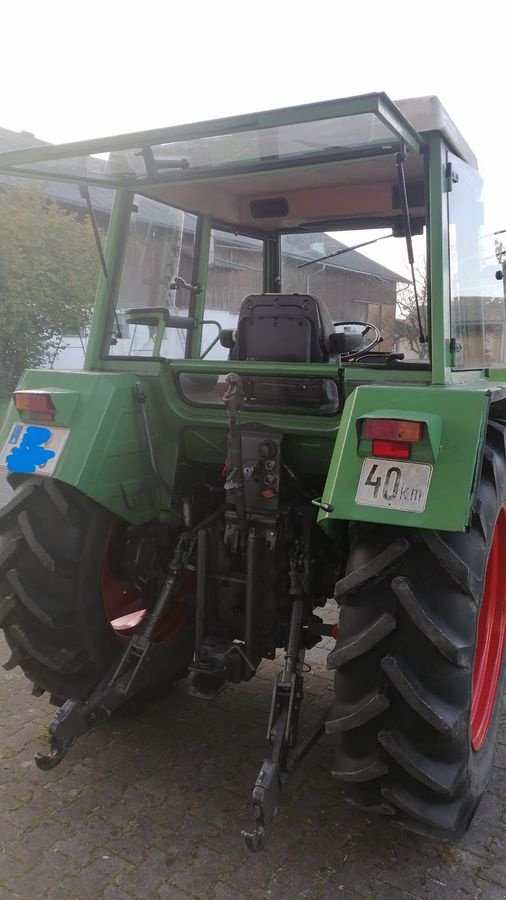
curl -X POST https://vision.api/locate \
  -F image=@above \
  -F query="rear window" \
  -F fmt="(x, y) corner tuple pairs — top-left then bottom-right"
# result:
(177, 372), (341, 416)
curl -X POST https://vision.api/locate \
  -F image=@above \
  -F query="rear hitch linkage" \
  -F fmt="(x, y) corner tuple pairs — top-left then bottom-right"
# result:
(36, 366), (331, 852)
(242, 598), (331, 852)
(35, 530), (196, 771)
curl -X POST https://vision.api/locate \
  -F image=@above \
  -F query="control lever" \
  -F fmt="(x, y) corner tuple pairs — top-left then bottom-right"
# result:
(223, 373), (248, 550)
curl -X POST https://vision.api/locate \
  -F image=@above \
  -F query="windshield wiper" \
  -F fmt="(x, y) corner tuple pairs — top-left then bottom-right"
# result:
(297, 234), (392, 269)
(395, 146), (426, 344)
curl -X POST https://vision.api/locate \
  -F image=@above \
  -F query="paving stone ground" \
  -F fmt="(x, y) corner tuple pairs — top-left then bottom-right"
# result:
(2, 638), (506, 899)
(1, 470), (506, 899)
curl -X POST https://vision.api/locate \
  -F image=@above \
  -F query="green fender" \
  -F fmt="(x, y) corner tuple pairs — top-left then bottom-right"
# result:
(318, 383), (491, 533)
(0, 369), (172, 524)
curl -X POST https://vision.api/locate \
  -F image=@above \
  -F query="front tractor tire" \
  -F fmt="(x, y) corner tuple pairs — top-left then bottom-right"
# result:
(328, 422), (506, 839)
(0, 477), (194, 701)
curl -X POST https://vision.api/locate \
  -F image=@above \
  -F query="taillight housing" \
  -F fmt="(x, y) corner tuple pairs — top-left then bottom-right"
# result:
(363, 419), (424, 443)
(13, 391), (55, 421)
(362, 418), (425, 460)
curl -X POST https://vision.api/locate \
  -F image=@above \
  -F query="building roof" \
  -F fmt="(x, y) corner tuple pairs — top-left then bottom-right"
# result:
(0, 127), (45, 151)
(281, 232), (406, 283)
(0, 127), (113, 213)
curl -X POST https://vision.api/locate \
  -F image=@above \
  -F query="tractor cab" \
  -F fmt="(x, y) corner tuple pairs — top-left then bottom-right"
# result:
(0, 93), (500, 389)
(1, 93), (505, 849)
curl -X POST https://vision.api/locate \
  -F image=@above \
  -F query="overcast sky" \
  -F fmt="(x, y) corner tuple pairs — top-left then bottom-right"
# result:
(1, 0), (505, 237)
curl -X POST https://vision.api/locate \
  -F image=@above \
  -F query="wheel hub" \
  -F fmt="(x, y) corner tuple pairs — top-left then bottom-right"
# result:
(101, 522), (190, 645)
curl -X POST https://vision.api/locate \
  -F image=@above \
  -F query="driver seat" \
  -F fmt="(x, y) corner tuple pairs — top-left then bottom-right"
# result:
(225, 293), (339, 412)
(233, 293), (335, 363)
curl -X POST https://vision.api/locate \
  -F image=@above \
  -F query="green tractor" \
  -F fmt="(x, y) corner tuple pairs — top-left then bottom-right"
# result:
(0, 93), (505, 847)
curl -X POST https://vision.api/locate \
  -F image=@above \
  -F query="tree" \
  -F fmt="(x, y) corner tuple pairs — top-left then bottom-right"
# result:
(0, 185), (99, 392)
(381, 270), (429, 360)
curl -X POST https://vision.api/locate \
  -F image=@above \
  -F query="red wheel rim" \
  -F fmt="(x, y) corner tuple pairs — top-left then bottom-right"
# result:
(101, 524), (190, 645)
(471, 505), (506, 751)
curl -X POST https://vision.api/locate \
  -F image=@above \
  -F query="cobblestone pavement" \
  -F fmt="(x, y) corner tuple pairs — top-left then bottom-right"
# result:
(1, 465), (506, 899)
(1, 634), (506, 900)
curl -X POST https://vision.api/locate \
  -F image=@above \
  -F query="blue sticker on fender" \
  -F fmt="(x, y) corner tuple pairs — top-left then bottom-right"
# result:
(0, 422), (70, 476)
(6, 426), (56, 473)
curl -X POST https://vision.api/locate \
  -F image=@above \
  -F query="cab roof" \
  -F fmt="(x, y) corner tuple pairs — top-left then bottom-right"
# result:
(0, 92), (476, 234)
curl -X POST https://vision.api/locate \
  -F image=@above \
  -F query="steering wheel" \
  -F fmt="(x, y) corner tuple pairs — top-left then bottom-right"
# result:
(332, 320), (382, 358)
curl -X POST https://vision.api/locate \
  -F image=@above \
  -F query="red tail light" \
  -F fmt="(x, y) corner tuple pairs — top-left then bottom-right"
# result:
(14, 391), (55, 421)
(372, 440), (410, 459)
(364, 419), (424, 443)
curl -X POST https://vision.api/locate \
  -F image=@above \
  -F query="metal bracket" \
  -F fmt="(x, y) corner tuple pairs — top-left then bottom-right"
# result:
(445, 160), (459, 192)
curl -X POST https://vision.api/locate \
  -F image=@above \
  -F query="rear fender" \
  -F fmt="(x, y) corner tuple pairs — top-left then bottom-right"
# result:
(0, 369), (173, 524)
(318, 384), (490, 533)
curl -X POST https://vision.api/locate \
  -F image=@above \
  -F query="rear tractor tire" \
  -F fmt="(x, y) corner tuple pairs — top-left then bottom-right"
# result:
(0, 477), (194, 701)
(328, 422), (506, 838)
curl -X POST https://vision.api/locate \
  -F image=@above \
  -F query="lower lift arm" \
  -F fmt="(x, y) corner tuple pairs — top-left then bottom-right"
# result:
(243, 597), (331, 851)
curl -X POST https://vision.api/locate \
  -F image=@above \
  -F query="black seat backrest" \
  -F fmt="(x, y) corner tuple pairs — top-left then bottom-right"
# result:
(235, 293), (334, 363)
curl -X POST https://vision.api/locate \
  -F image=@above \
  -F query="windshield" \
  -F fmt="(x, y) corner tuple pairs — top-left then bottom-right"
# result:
(281, 228), (427, 360)
(196, 226), (427, 363)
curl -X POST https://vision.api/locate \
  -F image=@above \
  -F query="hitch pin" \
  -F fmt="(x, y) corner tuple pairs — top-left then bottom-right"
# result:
(311, 498), (334, 513)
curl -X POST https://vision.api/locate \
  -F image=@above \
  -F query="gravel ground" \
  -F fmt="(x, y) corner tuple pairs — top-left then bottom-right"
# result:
(1, 470), (506, 899)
